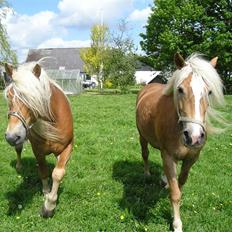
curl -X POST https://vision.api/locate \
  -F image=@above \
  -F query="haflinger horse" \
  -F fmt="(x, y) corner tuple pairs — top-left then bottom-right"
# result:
(136, 53), (225, 232)
(4, 62), (73, 218)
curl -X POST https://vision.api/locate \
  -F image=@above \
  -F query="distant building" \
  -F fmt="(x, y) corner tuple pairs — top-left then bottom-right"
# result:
(26, 47), (85, 73)
(25, 47), (86, 94)
(135, 61), (164, 85)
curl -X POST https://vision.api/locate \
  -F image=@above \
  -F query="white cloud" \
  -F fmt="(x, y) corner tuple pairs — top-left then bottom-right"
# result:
(127, 7), (151, 23)
(2, 1), (152, 62)
(4, 10), (60, 49)
(38, 38), (91, 48)
(57, 0), (133, 28)
(17, 49), (30, 63)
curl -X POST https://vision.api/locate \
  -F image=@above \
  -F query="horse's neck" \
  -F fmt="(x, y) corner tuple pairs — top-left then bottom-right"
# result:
(156, 94), (180, 139)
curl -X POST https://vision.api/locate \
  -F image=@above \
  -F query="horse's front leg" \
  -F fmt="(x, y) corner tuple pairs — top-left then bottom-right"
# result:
(15, 144), (23, 171)
(178, 156), (198, 189)
(41, 143), (72, 218)
(162, 152), (182, 232)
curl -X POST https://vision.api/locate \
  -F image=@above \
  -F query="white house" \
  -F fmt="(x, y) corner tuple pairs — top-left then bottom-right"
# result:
(135, 70), (162, 85)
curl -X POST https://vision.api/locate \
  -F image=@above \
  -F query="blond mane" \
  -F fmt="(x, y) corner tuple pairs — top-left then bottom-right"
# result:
(163, 53), (226, 133)
(5, 62), (64, 142)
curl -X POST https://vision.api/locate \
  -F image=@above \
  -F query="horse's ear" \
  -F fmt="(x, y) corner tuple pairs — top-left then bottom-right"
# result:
(5, 63), (13, 77)
(210, 57), (218, 67)
(174, 53), (185, 69)
(32, 63), (41, 78)
(4, 63), (13, 86)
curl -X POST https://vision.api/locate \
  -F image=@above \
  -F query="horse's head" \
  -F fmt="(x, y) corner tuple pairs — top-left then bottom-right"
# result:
(169, 53), (221, 149)
(4, 63), (41, 146)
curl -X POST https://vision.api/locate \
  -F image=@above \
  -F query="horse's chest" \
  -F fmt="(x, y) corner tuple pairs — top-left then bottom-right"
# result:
(172, 145), (200, 160)
(29, 137), (65, 156)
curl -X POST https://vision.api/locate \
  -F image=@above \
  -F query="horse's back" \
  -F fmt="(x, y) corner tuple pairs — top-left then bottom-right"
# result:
(137, 83), (165, 104)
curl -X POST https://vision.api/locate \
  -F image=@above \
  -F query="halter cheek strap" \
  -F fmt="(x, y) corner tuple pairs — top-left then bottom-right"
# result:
(8, 111), (33, 132)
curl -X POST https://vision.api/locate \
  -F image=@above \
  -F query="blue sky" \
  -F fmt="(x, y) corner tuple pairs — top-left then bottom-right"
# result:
(3, 0), (153, 62)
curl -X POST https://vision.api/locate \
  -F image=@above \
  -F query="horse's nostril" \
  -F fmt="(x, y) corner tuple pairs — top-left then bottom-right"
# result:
(183, 130), (189, 138)
(183, 130), (192, 145)
(200, 132), (205, 138)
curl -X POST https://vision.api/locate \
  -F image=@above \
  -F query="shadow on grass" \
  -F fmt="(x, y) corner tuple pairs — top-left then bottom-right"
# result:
(5, 157), (55, 216)
(85, 89), (139, 95)
(112, 160), (171, 224)
(85, 90), (122, 96)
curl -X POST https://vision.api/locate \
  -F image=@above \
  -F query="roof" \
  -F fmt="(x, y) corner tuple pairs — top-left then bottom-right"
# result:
(136, 61), (154, 71)
(135, 71), (162, 84)
(26, 47), (85, 72)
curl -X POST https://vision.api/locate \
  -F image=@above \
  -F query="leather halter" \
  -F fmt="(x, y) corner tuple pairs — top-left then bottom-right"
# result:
(176, 102), (206, 131)
(8, 111), (33, 132)
(178, 116), (206, 131)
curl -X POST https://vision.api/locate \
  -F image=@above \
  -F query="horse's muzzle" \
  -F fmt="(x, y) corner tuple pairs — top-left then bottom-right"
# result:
(5, 132), (24, 146)
(182, 126), (206, 148)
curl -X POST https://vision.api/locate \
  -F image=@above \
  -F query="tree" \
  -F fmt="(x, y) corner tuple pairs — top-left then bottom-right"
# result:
(104, 20), (136, 91)
(0, 0), (17, 64)
(80, 24), (109, 91)
(140, 0), (232, 91)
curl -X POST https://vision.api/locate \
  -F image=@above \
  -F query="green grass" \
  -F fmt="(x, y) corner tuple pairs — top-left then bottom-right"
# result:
(0, 92), (232, 232)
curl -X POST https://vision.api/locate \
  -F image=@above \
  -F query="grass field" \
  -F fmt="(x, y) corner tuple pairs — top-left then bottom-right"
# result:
(0, 92), (231, 232)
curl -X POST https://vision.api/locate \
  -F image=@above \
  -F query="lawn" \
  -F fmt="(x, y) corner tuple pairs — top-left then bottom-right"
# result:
(0, 92), (231, 232)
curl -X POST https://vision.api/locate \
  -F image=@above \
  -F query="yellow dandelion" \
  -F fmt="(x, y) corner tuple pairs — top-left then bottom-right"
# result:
(120, 215), (125, 220)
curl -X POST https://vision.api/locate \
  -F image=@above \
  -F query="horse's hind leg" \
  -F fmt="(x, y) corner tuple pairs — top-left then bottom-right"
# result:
(41, 143), (72, 218)
(15, 144), (23, 171)
(140, 135), (150, 175)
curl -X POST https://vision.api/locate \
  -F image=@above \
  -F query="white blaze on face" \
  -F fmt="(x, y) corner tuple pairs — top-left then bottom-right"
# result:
(190, 74), (205, 137)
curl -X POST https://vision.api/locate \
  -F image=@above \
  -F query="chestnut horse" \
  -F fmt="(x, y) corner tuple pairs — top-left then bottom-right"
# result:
(136, 53), (224, 232)
(4, 62), (73, 217)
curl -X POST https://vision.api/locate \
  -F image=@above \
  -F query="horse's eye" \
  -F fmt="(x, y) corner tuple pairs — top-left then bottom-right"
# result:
(178, 87), (184, 94)
(208, 90), (212, 96)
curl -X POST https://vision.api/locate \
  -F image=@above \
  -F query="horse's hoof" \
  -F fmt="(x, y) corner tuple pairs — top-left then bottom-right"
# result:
(144, 170), (151, 176)
(16, 164), (22, 172)
(160, 175), (169, 189)
(40, 205), (55, 218)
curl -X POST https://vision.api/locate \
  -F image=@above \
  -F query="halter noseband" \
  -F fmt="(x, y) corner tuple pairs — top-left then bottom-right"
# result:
(8, 111), (33, 132)
(176, 101), (206, 131)
(178, 116), (206, 131)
